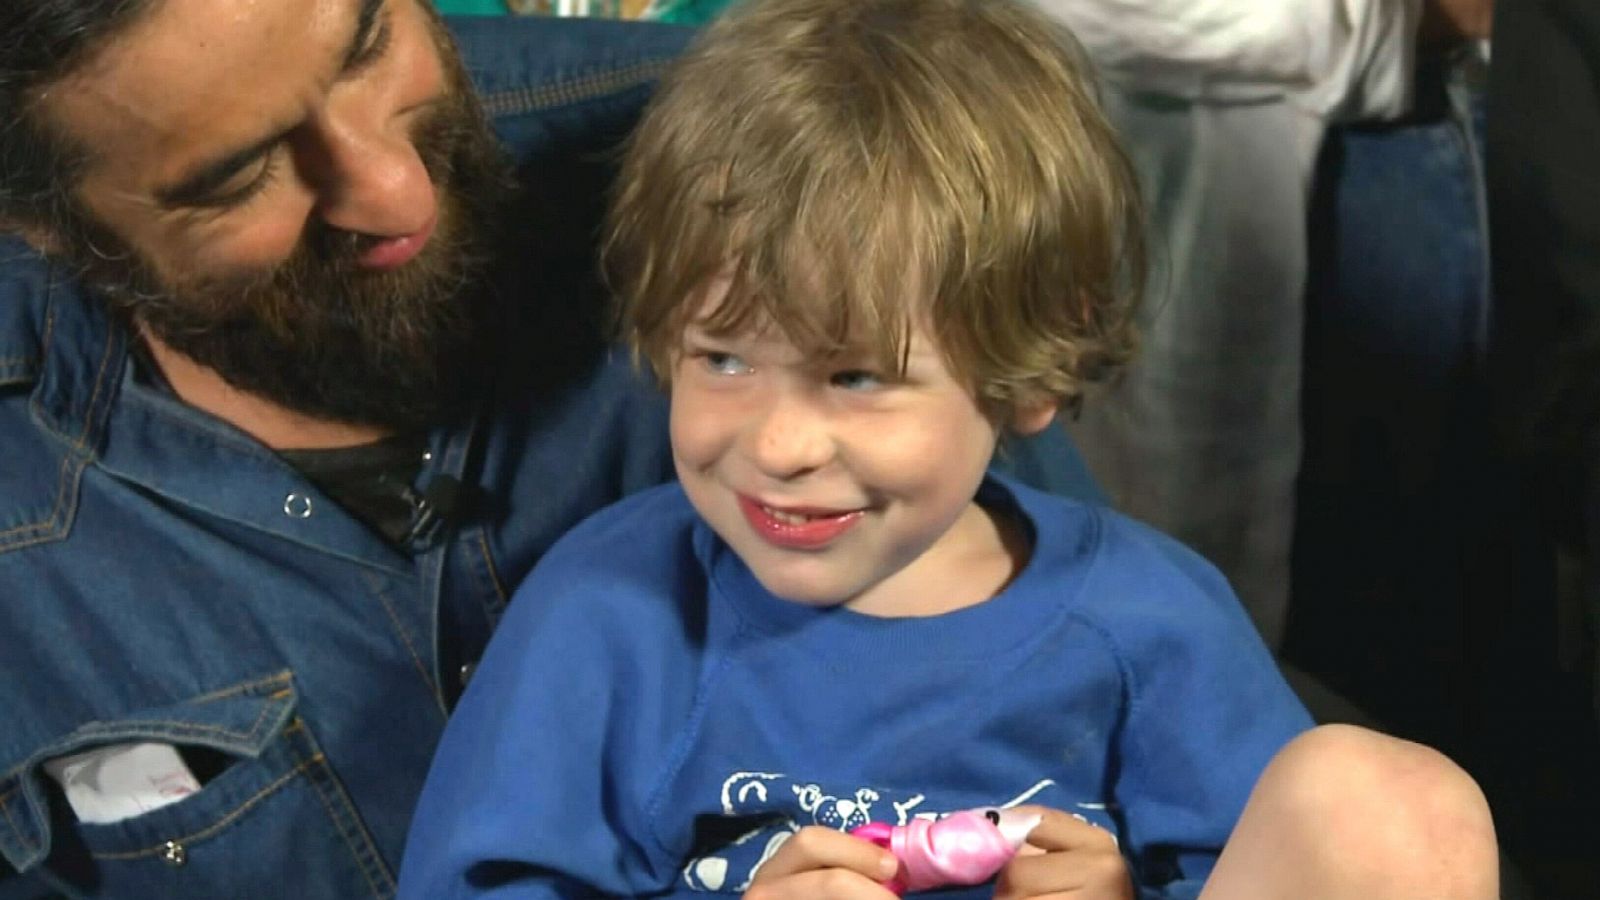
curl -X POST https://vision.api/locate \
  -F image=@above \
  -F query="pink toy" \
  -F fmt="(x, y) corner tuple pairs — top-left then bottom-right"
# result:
(850, 808), (1041, 895)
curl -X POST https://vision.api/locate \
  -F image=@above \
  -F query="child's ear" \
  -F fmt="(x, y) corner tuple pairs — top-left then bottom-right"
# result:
(1009, 398), (1059, 436)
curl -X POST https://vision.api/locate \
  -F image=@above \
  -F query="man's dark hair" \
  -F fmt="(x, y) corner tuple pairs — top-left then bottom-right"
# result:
(0, 0), (155, 230)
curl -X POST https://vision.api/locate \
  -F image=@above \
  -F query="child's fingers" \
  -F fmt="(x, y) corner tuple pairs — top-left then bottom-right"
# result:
(746, 826), (899, 889)
(1012, 806), (1121, 855)
(742, 867), (902, 900)
(991, 807), (1132, 900)
(991, 850), (1133, 900)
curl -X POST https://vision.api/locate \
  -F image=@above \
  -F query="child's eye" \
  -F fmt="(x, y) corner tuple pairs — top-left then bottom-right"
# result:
(702, 351), (753, 376)
(830, 369), (884, 391)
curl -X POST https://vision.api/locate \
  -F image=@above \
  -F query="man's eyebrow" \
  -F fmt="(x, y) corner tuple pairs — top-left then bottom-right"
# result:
(154, 130), (288, 207)
(340, 0), (385, 72)
(154, 0), (382, 207)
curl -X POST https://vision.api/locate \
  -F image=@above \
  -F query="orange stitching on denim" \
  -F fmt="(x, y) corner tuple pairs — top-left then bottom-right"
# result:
(0, 296), (79, 549)
(476, 530), (508, 604)
(72, 694), (287, 745)
(39, 293), (56, 361)
(0, 451), (76, 541)
(0, 677), (294, 786)
(0, 785), (37, 854)
(182, 671), (292, 706)
(90, 753), (323, 861)
(293, 741), (392, 897)
(2, 291), (112, 545)
(0, 530), (71, 552)
(22, 295), (60, 438)
(480, 59), (674, 116)
(370, 581), (437, 697)
(73, 314), (118, 451)
(64, 673), (295, 747)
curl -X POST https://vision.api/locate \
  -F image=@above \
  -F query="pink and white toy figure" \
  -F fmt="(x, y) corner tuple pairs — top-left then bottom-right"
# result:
(850, 808), (1042, 895)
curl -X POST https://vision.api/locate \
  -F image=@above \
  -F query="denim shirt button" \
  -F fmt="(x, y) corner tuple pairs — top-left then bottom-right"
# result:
(161, 840), (187, 867)
(459, 662), (477, 688)
(283, 493), (314, 519)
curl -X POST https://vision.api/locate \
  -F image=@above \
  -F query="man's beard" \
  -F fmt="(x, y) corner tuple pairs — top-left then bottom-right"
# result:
(61, 33), (513, 434)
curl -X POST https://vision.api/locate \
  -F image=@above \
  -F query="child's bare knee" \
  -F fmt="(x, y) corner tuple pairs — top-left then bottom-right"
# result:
(1276, 726), (1484, 809)
(1251, 725), (1498, 896)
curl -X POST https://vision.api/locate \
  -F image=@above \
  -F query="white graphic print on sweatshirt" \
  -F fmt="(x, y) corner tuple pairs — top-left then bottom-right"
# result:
(679, 774), (1112, 892)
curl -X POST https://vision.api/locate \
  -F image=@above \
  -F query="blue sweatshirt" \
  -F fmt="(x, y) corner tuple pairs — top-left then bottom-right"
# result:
(399, 476), (1312, 898)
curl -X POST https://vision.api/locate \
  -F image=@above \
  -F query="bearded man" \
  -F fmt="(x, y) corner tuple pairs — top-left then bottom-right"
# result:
(0, 2), (1098, 896)
(0, 2), (688, 895)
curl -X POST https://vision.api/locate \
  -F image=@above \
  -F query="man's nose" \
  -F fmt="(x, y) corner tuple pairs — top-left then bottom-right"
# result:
(296, 112), (437, 239)
(746, 391), (835, 480)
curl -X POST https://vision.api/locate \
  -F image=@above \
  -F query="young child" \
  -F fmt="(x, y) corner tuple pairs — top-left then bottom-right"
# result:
(398, 0), (1499, 897)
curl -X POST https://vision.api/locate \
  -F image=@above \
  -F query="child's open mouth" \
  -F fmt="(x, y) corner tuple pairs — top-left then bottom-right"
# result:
(738, 496), (865, 549)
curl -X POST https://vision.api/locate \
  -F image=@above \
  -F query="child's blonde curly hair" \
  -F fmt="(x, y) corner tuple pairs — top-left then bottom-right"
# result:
(605, 0), (1144, 418)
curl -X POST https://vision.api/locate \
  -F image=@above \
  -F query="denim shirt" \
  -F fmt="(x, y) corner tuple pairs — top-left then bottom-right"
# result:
(0, 15), (1102, 900)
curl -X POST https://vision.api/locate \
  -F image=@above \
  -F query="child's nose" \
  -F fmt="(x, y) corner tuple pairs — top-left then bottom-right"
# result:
(746, 394), (834, 479)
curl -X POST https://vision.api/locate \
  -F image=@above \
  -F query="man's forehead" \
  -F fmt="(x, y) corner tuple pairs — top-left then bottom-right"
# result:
(46, 0), (363, 186)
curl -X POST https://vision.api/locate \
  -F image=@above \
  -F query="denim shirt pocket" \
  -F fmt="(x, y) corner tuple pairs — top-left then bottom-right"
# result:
(0, 672), (395, 899)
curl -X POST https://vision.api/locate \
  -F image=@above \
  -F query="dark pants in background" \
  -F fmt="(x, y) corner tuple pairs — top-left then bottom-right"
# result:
(1288, 13), (1600, 896)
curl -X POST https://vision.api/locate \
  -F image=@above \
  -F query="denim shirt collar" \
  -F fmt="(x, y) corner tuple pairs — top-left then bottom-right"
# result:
(0, 243), (122, 456)
(1, 238), (469, 578)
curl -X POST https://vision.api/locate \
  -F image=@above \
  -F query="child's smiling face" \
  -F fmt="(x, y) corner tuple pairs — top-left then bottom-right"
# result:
(668, 281), (1056, 616)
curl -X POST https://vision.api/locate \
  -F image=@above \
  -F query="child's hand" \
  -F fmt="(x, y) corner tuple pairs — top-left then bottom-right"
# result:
(992, 806), (1134, 900)
(743, 825), (902, 900)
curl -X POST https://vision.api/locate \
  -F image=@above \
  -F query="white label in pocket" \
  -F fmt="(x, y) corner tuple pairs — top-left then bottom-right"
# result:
(43, 742), (202, 824)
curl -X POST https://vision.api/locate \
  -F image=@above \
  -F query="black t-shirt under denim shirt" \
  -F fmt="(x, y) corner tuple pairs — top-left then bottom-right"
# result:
(131, 341), (428, 548)
(279, 434), (430, 549)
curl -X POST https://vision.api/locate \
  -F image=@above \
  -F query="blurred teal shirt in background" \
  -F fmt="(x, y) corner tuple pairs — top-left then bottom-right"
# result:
(436, 0), (507, 13)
